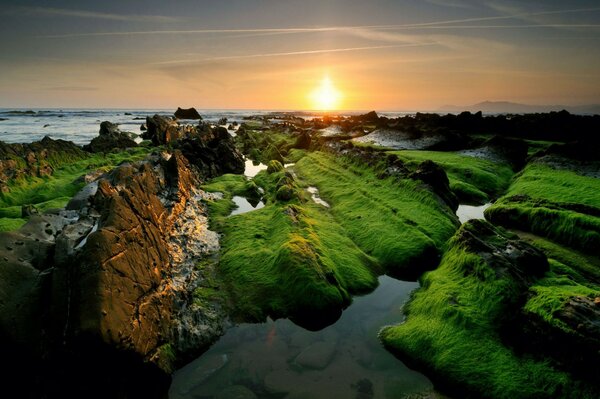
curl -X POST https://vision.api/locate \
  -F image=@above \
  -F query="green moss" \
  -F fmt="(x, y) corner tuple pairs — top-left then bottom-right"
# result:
(380, 225), (598, 398)
(294, 151), (458, 277)
(524, 262), (599, 333)
(218, 203), (378, 323)
(286, 148), (307, 163)
(486, 163), (600, 253)
(267, 160), (284, 174)
(392, 150), (514, 204)
(0, 217), (27, 232)
(0, 147), (151, 231)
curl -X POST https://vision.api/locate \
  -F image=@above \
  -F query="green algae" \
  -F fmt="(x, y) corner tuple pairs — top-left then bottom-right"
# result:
(486, 163), (600, 253)
(380, 223), (599, 399)
(392, 150), (514, 204)
(294, 151), (458, 277)
(0, 147), (151, 232)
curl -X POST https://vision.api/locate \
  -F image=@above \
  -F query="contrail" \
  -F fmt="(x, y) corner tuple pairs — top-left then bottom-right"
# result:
(38, 6), (600, 39)
(152, 43), (438, 65)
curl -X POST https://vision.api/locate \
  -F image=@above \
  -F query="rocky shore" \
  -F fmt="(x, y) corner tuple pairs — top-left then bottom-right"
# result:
(0, 111), (244, 397)
(1, 108), (598, 398)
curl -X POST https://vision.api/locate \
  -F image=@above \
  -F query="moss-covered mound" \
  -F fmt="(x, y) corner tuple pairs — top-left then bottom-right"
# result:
(486, 162), (600, 253)
(392, 150), (514, 204)
(380, 220), (600, 398)
(294, 151), (459, 278)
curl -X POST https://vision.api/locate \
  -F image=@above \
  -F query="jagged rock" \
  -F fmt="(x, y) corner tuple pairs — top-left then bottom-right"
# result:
(0, 130), (244, 394)
(174, 107), (202, 120)
(143, 114), (196, 145)
(83, 121), (138, 153)
(175, 127), (245, 177)
(49, 151), (225, 372)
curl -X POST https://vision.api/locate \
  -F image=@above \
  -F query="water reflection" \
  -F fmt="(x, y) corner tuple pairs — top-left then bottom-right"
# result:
(244, 159), (267, 178)
(456, 203), (491, 224)
(170, 276), (435, 399)
(230, 196), (265, 216)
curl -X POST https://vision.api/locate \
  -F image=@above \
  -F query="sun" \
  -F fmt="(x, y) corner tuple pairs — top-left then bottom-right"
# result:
(310, 76), (341, 111)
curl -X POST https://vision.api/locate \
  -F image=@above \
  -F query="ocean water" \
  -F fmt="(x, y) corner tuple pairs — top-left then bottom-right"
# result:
(0, 109), (415, 146)
(0, 109), (268, 146)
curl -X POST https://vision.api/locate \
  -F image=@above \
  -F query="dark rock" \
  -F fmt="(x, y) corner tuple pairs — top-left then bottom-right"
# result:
(143, 114), (191, 145)
(293, 130), (312, 150)
(409, 160), (459, 212)
(174, 107), (202, 120)
(455, 220), (549, 286)
(174, 127), (244, 177)
(83, 121), (138, 153)
(21, 204), (39, 218)
(140, 123), (147, 131)
(484, 136), (529, 169)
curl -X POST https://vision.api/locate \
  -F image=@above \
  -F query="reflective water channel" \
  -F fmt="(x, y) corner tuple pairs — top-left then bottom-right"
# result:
(170, 276), (437, 399)
(456, 203), (491, 224)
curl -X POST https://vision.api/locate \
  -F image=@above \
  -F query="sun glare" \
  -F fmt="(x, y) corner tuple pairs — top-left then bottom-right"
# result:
(311, 76), (341, 111)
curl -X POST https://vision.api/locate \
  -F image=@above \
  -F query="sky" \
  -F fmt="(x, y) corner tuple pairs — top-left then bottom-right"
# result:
(0, 0), (599, 110)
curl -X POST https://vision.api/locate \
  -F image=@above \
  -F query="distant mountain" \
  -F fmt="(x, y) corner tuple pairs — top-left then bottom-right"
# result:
(437, 101), (600, 115)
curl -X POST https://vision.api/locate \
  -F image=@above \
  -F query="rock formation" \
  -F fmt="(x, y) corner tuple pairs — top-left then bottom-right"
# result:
(0, 136), (86, 192)
(0, 126), (243, 396)
(84, 121), (138, 153)
(174, 107), (202, 120)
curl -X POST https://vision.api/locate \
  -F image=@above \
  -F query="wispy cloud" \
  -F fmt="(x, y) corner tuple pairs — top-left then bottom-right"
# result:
(152, 43), (438, 65)
(44, 86), (98, 91)
(37, 6), (600, 39)
(14, 6), (177, 23)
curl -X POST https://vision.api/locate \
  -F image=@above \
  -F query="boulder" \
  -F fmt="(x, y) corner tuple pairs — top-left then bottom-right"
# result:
(175, 127), (244, 177)
(409, 160), (459, 212)
(174, 107), (202, 120)
(143, 114), (195, 145)
(83, 121), (138, 153)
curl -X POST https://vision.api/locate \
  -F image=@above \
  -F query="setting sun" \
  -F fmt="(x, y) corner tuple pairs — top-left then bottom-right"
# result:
(310, 76), (341, 111)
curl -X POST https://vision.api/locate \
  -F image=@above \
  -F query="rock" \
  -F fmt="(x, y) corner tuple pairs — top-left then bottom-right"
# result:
(143, 114), (192, 145)
(21, 204), (39, 218)
(409, 160), (459, 212)
(174, 107), (202, 120)
(267, 160), (284, 174)
(0, 136), (87, 192)
(140, 123), (147, 131)
(175, 127), (245, 177)
(293, 130), (311, 150)
(294, 341), (336, 369)
(83, 121), (138, 153)
(216, 385), (257, 399)
(454, 220), (548, 286)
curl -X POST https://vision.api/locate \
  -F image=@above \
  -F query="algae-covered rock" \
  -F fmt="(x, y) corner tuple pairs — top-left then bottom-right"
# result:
(267, 160), (284, 174)
(379, 220), (600, 398)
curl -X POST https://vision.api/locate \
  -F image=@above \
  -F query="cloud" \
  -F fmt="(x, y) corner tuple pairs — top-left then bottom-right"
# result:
(43, 86), (98, 91)
(14, 6), (177, 23)
(37, 5), (600, 40)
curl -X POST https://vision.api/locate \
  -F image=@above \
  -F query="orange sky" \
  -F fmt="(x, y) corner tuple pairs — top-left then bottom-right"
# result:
(1, 1), (599, 110)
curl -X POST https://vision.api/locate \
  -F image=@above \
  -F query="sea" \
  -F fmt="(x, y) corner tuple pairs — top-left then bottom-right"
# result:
(0, 109), (416, 146)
